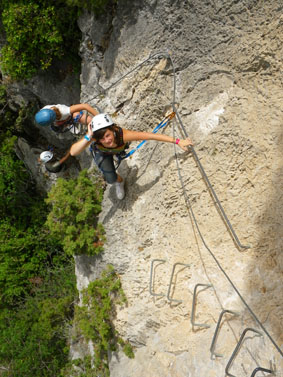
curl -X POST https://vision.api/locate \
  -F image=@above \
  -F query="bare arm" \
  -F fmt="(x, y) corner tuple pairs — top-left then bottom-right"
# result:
(123, 129), (193, 151)
(70, 103), (99, 117)
(70, 123), (93, 156)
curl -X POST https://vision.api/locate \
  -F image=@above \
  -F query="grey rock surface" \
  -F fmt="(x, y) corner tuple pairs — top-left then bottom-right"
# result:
(74, 1), (283, 376)
(4, 0), (282, 376)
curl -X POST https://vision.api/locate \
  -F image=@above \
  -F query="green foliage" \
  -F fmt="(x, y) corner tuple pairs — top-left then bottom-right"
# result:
(1, 3), (63, 79)
(45, 169), (105, 256)
(0, 103), (79, 377)
(0, 86), (20, 138)
(0, 0), (118, 80)
(65, 265), (132, 377)
(0, 136), (32, 221)
(0, 135), (66, 306)
(0, 263), (77, 377)
(121, 341), (135, 359)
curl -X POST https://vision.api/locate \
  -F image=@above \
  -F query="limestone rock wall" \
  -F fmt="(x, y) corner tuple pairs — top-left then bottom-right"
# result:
(74, 1), (283, 376)
(5, 0), (279, 375)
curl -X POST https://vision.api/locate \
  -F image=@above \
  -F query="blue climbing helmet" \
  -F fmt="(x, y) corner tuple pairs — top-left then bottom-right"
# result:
(35, 109), (56, 126)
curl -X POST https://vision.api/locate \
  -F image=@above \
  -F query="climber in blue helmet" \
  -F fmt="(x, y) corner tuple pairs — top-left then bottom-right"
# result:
(70, 113), (193, 200)
(35, 103), (99, 132)
(35, 103), (99, 169)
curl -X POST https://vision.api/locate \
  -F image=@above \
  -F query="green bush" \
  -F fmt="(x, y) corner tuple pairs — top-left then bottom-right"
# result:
(0, 263), (77, 377)
(45, 170), (105, 256)
(1, 3), (64, 79)
(65, 265), (132, 377)
(0, 135), (67, 306)
(0, 110), (78, 375)
(0, 0), (118, 80)
(0, 135), (37, 221)
(0, 221), (64, 306)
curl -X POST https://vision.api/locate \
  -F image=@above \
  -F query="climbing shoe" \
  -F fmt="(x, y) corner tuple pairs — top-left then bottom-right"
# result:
(115, 180), (125, 200)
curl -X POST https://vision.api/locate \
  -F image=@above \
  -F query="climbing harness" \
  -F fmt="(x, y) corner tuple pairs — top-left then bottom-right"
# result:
(121, 111), (175, 160)
(50, 110), (84, 135)
(89, 112), (175, 170)
(112, 111), (176, 168)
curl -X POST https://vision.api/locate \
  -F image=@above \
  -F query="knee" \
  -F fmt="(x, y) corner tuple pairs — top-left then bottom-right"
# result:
(104, 173), (117, 184)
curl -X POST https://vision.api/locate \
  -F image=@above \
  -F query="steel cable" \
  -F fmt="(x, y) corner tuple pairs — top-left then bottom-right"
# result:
(86, 49), (282, 357)
(167, 53), (283, 358)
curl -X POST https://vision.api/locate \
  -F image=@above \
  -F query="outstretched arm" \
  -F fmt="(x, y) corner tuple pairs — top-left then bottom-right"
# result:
(70, 103), (99, 118)
(123, 129), (193, 151)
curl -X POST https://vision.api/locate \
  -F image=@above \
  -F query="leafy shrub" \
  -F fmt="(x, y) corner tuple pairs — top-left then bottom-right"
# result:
(0, 221), (65, 306)
(0, 263), (77, 377)
(1, 3), (64, 79)
(0, 107), (78, 376)
(0, 135), (31, 220)
(65, 265), (133, 377)
(45, 170), (105, 256)
(0, 135), (66, 306)
(0, 0), (117, 80)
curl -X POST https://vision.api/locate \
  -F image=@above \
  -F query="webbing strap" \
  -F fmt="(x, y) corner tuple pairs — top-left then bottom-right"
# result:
(122, 112), (175, 160)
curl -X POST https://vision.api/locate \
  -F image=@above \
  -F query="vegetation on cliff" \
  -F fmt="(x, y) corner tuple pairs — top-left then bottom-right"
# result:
(0, 0), (118, 80)
(0, 112), (131, 376)
(0, 1), (134, 375)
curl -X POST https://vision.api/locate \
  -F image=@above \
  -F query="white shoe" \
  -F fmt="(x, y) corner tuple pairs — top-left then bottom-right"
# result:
(115, 180), (125, 200)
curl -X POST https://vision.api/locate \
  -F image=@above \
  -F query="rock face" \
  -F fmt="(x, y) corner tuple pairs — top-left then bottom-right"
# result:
(7, 0), (282, 376)
(74, 1), (283, 376)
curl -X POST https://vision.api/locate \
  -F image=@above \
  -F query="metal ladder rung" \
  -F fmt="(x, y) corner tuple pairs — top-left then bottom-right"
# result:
(210, 309), (240, 359)
(149, 259), (167, 297)
(250, 367), (274, 377)
(225, 328), (263, 377)
(167, 263), (191, 303)
(191, 283), (213, 329)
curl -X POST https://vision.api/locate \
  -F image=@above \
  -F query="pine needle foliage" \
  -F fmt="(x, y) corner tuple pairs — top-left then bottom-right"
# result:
(45, 170), (105, 257)
(63, 265), (133, 377)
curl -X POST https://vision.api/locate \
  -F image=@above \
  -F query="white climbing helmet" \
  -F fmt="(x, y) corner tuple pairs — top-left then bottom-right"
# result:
(91, 113), (114, 132)
(40, 151), (53, 163)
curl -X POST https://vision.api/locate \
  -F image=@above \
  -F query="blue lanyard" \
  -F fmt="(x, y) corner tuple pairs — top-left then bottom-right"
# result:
(123, 114), (174, 159)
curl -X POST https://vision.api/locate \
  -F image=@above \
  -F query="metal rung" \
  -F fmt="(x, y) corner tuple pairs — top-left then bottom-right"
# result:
(149, 259), (166, 297)
(225, 328), (263, 377)
(250, 367), (274, 377)
(191, 283), (213, 329)
(167, 262), (191, 303)
(210, 309), (240, 359)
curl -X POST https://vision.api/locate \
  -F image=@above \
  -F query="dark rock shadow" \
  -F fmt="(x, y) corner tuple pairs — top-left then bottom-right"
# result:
(102, 0), (145, 79)
(247, 159), (283, 349)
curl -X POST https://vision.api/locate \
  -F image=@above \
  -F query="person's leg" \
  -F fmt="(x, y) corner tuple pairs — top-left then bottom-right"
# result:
(94, 152), (125, 199)
(59, 150), (71, 165)
(94, 153), (118, 184)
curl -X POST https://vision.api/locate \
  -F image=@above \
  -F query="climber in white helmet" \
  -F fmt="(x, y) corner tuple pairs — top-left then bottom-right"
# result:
(70, 113), (193, 200)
